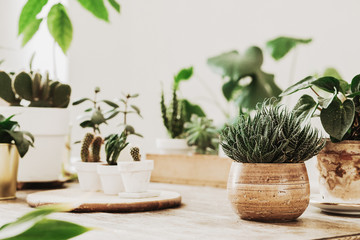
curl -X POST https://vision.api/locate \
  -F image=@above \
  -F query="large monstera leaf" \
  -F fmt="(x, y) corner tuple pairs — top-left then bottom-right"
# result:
(207, 46), (282, 110)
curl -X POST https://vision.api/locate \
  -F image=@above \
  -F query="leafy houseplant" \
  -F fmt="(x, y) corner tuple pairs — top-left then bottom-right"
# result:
(184, 115), (219, 155)
(105, 131), (129, 166)
(281, 74), (360, 203)
(222, 102), (324, 222)
(207, 36), (312, 115)
(0, 114), (34, 200)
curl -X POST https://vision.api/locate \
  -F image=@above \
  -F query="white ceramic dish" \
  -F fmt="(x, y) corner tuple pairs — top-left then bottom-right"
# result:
(311, 196), (360, 215)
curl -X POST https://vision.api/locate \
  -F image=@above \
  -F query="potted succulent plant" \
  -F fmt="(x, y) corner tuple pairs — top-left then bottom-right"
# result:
(0, 114), (34, 200)
(0, 70), (71, 183)
(73, 87), (120, 192)
(157, 67), (205, 154)
(118, 147), (155, 197)
(221, 101), (325, 221)
(98, 131), (128, 195)
(281, 73), (360, 203)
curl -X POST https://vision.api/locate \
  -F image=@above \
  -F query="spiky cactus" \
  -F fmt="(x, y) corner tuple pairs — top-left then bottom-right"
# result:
(80, 133), (103, 162)
(130, 147), (141, 161)
(220, 101), (325, 163)
(0, 71), (71, 107)
(161, 88), (186, 138)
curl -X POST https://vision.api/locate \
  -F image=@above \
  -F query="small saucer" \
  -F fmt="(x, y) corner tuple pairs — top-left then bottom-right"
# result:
(118, 190), (161, 199)
(310, 196), (360, 215)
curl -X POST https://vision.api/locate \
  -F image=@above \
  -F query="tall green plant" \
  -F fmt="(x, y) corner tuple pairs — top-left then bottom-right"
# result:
(18, 0), (121, 54)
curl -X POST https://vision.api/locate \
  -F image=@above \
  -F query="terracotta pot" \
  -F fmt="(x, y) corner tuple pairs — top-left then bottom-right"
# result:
(0, 144), (19, 200)
(317, 140), (360, 203)
(227, 162), (310, 222)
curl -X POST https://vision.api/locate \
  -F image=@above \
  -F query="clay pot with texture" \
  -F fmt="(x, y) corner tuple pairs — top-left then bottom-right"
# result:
(227, 162), (310, 222)
(317, 140), (360, 203)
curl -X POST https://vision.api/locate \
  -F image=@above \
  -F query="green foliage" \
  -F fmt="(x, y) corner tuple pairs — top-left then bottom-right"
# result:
(105, 131), (129, 165)
(282, 73), (360, 141)
(266, 36), (312, 60)
(174, 66), (193, 90)
(220, 102), (325, 163)
(207, 46), (282, 111)
(0, 114), (34, 158)
(185, 115), (219, 155)
(130, 147), (141, 161)
(18, 0), (121, 54)
(0, 205), (92, 240)
(0, 71), (71, 108)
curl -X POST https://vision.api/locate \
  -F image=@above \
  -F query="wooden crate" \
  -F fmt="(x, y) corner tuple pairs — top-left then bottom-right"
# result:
(146, 154), (232, 188)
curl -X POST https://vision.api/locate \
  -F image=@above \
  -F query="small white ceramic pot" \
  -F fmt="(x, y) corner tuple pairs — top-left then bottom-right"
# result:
(156, 138), (190, 155)
(75, 162), (102, 192)
(97, 164), (124, 195)
(118, 160), (154, 193)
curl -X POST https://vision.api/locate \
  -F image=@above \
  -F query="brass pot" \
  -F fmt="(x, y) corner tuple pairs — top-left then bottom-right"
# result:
(317, 140), (360, 203)
(227, 162), (310, 222)
(0, 144), (19, 200)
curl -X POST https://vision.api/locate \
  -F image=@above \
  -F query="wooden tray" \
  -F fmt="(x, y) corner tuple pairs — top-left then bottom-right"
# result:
(26, 188), (181, 213)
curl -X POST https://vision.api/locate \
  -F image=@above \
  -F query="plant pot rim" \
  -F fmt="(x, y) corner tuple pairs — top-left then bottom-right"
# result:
(231, 161), (306, 165)
(323, 138), (360, 144)
(0, 106), (69, 110)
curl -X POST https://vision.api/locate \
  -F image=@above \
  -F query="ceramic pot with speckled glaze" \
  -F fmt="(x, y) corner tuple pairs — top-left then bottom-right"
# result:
(227, 162), (310, 222)
(317, 140), (360, 203)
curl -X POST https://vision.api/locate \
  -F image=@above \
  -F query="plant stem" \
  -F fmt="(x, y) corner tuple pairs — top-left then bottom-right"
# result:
(124, 97), (128, 125)
(310, 87), (320, 97)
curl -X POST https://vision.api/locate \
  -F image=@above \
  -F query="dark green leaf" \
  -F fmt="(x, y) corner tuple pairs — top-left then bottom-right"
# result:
(323, 67), (342, 80)
(101, 100), (119, 108)
(312, 76), (340, 93)
(104, 109), (119, 120)
(174, 66), (193, 89)
(351, 74), (360, 93)
(320, 99), (355, 140)
(14, 72), (33, 101)
(292, 94), (317, 122)
(348, 91), (360, 98)
(266, 36), (312, 60)
(108, 0), (120, 13)
(130, 105), (142, 117)
(222, 80), (239, 101)
(182, 99), (206, 122)
(80, 120), (95, 129)
(21, 18), (43, 46)
(130, 93), (139, 98)
(84, 108), (92, 112)
(77, 0), (109, 22)
(280, 76), (315, 97)
(91, 110), (106, 125)
(18, 0), (48, 35)
(0, 71), (18, 103)
(47, 4), (73, 54)
(72, 98), (92, 105)
(339, 79), (350, 94)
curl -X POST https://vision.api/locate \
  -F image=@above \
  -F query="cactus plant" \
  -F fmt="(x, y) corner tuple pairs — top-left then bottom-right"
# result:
(80, 133), (103, 162)
(130, 147), (141, 161)
(0, 71), (71, 108)
(105, 131), (129, 165)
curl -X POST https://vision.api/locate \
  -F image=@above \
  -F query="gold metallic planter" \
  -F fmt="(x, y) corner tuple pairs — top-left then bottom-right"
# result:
(227, 162), (310, 222)
(0, 144), (19, 200)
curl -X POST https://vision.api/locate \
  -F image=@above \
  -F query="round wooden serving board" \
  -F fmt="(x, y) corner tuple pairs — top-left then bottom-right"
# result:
(26, 188), (181, 213)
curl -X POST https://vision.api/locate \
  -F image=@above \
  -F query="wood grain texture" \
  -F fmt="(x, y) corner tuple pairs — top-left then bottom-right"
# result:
(1, 183), (360, 240)
(26, 189), (181, 212)
(228, 162), (310, 222)
(147, 154), (232, 188)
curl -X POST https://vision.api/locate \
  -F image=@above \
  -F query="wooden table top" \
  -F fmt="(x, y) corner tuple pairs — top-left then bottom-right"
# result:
(1, 183), (360, 240)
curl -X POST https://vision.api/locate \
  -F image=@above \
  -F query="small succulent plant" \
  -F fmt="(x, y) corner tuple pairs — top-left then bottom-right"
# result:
(0, 114), (34, 157)
(220, 101), (325, 163)
(105, 131), (129, 165)
(0, 71), (71, 108)
(185, 115), (219, 155)
(130, 147), (141, 161)
(80, 133), (103, 162)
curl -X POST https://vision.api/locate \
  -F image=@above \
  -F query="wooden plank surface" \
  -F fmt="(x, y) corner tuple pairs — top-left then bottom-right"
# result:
(1, 183), (360, 240)
(147, 154), (232, 188)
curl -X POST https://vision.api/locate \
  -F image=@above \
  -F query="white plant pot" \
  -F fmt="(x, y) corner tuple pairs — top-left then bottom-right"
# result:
(118, 160), (154, 193)
(0, 107), (69, 182)
(75, 162), (102, 192)
(156, 138), (190, 155)
(97, 164), (124, 195)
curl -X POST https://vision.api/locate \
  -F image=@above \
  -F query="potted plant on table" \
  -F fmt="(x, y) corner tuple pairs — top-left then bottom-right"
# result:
(281, 74), (360, 203)
(0, 70), (70, 183)
(0, 114), (34, 200)
(221, 101), (324, 221)
(73, 87), (120, 192)
(157, 67), (206, 154)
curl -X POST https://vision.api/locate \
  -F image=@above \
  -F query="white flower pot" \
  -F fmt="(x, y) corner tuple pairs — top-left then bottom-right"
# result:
(97, 164), (124, 195)
(0, 107), (69, 182)
(118, 160), (154, 193)
(74, 162), (102, 192)
(156, 138), (190, 155)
